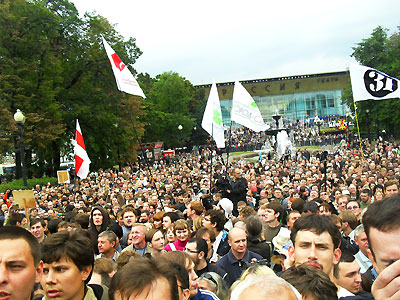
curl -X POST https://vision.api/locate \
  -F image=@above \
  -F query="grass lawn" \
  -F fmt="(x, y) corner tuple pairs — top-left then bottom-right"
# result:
(296, 146), (321, 149)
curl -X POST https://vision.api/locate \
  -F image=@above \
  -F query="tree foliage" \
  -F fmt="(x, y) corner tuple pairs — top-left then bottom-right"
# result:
(139, 72), (208, 148)
(0, 0), (145, 176)
(342, 26), (400, 138)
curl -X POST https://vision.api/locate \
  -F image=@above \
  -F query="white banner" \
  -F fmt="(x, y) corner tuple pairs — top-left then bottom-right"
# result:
(201, 82), (225, 148)
(231, 80), (268, 132)
(350, 64), (400, 102)
(102, 37), (146, 98)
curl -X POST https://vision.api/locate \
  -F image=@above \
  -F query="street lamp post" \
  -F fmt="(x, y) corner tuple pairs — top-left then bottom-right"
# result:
(14, 109), (27, 187)
(178, 124), (183, 150)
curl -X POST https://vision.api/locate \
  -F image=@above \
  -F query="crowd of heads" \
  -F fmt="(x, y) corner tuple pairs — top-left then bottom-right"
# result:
(1, 132), (400, 299)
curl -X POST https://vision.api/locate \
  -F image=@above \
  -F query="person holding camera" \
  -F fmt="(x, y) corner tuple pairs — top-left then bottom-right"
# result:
(226, 168), (248, 216)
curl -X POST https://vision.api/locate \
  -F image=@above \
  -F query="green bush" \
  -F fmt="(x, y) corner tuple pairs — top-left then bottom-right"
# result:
(0, 177), (58, 192)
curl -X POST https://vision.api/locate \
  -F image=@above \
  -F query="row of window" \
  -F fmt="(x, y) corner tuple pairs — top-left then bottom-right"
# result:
(220, 90), (347, 125)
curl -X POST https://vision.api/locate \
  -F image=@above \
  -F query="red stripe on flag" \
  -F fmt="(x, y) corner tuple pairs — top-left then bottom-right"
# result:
(76, 130), (86, 151)
(76, 155), (84, 174)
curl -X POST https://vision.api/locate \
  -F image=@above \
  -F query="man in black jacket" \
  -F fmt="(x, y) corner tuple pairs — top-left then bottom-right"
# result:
(226, 168), (247, 216)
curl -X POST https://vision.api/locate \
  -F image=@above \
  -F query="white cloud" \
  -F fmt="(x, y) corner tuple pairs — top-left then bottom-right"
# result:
(71, 0), (399, 84)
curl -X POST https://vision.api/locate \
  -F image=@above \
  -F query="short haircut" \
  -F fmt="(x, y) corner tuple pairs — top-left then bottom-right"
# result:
(363, 194), (400, 254)
(163, 212), (180, 223)
(303, 201), (319, 214)
(384, 180), (399, 191)
(162, 251), (194, 270)
(0, 225), (41, 265)
(339, 211), (358, 230)
(167, 260), (189, 289)
(360, 189), (372, 197)
(230, 274), (301, 300)
(281, 264), (337, 300)
(195, 227), (216, 243)
(47, 218), (62, 234)
(41, 230), (94, 272)
(122, 207), (137, 218)
(75, 213), (89, 230)
(145, 228), (162, 244)
(98, 230), (117, 245)
(245, 215), (263, 239)
(266, 201), (284, 222)
(204, 210), (226, 232)
(291, 214), (341, 249)
(353, 224), (365, 240)
(109, 257), (179, 300)
(94, 257), (113, 287)
(115, 251), (140, 271)
(333, 250), (356, 279)
(188, 237), (208, 257)
(189, 201), (204, 215)
(6, 212), (25, 226)
(152, 211), (165, 222)
(30, 218), (46, 228)
(240, 206), (257, 219)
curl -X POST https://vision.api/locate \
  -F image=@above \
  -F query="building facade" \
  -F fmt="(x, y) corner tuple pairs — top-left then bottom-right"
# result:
(196, 71), (351, 127)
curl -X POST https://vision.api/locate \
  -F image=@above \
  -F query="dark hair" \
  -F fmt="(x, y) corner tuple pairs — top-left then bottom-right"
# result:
(109, 257), (179, 300)
(363, 194), (400, 254)
(291, 214), (341, 249)
(360, 189), (372, 197)
(281, 264), (337, 300)
(188, 237), (208, 257)
(302, 201), (319, 214)
(168, 260), (189, 289)
(333, 250), (356, 279)
(0, 225), (41, 265)
(30, 218), (46, 228)
(75, 213), (90, 230)
(47, 218), (62, 234)
(6, 212), (25, 226)
(162, 251), (194, 270)
(384, 180), (399, 191)
(89, 206), (110, 233)
(245, 215), (263, 239)
(41, 230), (94, 271)
(163, 212), (180, 223)
(205, 210), (226, 232)
(266, 201), (284, 222)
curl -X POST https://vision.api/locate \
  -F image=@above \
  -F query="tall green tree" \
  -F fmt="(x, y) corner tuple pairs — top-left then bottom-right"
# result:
(0, 0), (145, 176)
(343, 26), (400, 138)
(140, 72), (197, 148)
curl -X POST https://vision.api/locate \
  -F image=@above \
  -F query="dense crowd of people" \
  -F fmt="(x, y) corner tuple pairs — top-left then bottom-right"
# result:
(1, 133), (400, 300)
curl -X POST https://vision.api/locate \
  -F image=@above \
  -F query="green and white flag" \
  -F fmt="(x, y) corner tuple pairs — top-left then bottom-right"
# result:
(201, 82), (225, 148)
(231, 80), (267, 132)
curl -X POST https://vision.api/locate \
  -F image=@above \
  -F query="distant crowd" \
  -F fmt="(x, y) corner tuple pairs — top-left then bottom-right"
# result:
(1, 135), (400, 300)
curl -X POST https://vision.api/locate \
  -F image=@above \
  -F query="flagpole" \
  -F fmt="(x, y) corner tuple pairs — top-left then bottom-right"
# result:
(353, 101), (365, 165)
(122, 93), (164, 210)
(210, 123), (213, 196)
(226, 121), (233, 168)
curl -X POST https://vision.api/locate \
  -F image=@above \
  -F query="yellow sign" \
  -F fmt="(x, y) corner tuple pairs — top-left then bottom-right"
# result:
(13, 190), (36, 209)
(57, 170), (70, 184)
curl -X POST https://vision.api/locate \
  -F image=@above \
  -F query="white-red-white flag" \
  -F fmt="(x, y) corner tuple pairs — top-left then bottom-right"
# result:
(74, 120), (91, 179)
(102, 37), (146, 98)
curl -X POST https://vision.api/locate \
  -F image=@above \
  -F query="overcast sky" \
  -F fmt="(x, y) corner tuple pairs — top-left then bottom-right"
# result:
(70, 0), (399, 85)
